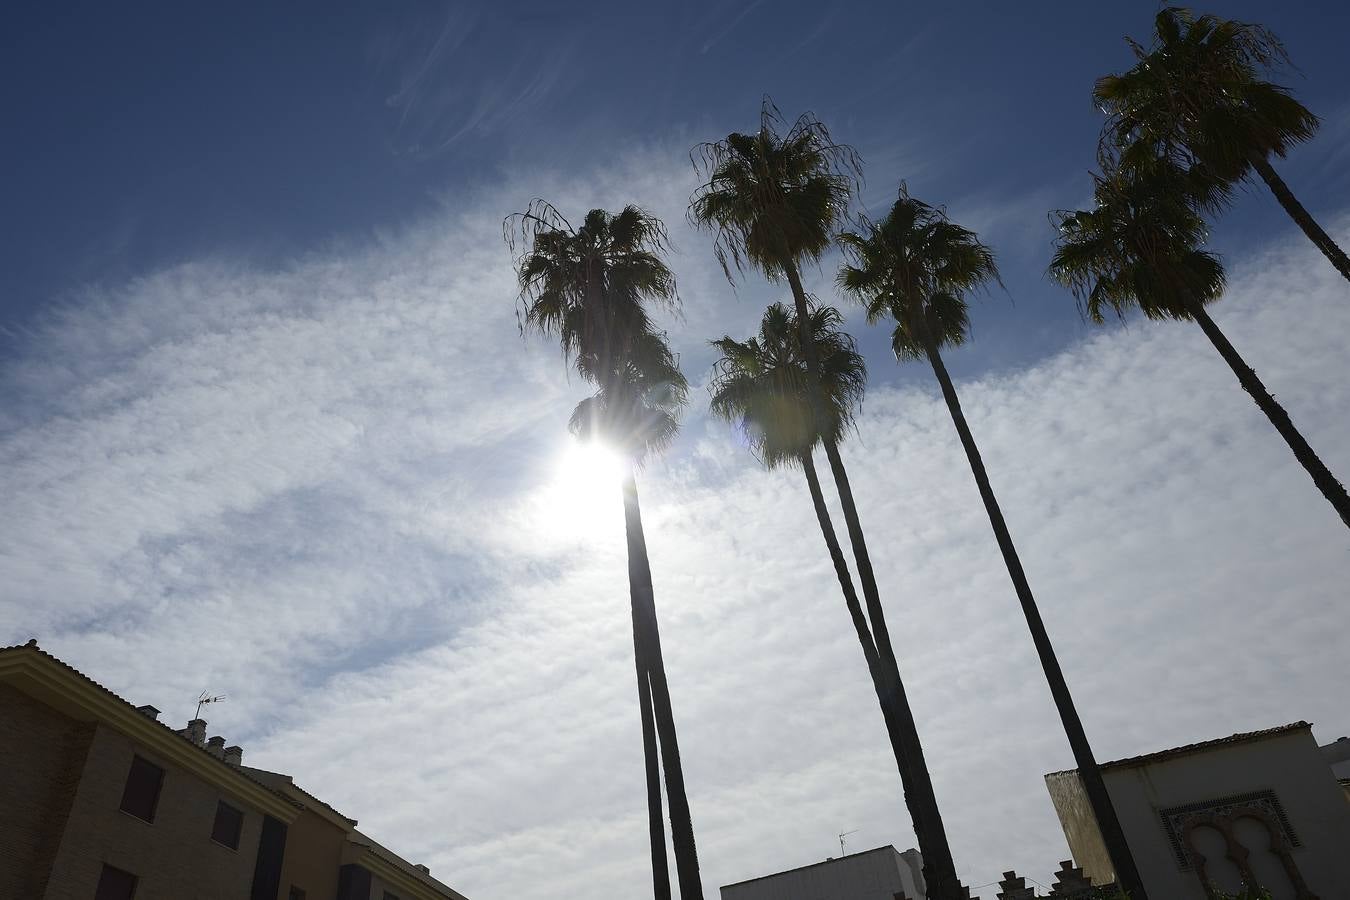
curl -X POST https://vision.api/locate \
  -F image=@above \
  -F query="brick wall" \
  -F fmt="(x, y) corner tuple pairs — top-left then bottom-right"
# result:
(0, 684), (96, 897)
(42, 720), (266, 900)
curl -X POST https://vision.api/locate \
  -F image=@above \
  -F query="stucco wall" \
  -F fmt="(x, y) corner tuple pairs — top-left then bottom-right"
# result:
(1051, 728), (1350, 900)
(276, 807), (346, 900)
(43, 721), (265, 900)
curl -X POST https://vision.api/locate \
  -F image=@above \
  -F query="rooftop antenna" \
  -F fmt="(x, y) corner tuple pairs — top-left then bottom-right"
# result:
(195, 691), (226, 720)
(838, 828), (860, 857)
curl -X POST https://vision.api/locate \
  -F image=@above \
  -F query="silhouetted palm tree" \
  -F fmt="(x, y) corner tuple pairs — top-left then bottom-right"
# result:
(1051, 160), (1350, 532)
(507, 202), (700, 899)
(839, 188), (1149, 900)
(691, 104), (964, 900)
(710, 302), (960, 860)
(1096, 7), (1350, 283)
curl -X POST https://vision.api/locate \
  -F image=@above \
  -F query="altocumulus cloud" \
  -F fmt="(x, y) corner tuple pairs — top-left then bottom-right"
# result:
(2, 146), (1348, 899)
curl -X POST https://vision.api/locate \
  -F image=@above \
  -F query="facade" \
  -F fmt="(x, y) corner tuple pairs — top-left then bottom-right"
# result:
(0, 641), (469, 900)
(1319, 735), (1350, 801)
(1045, 722), (1350, 900)
(720, 845), (926, 900)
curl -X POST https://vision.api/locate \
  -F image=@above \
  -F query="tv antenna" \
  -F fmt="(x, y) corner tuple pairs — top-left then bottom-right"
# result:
(838, 829), (860, 857)
(195, 691), (226, 720)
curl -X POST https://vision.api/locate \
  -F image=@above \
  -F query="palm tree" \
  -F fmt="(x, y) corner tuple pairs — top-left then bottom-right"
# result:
(691, 103), (965, 900)
(710, 302), (962, 876)
(1051, 158), (1350, 532)
(1095, 7), (1350, 284)
(507, 201), (701, 899)
(838, 188), (1150, 900)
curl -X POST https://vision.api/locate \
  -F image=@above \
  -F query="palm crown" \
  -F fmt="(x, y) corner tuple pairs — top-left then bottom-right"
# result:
(507, 201), (677, 365)
(836, 189), (1000, 360)
(709, 302), (865, 468)
(689, 101), (861, 282)
(1094, 6), (1319, 186)
(507, 201), (687, 461)
(1050, 158), (1226, 324)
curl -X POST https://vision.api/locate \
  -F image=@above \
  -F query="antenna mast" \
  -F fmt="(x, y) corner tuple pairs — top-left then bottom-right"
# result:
(838, 828), (860, 857)
(195, 691), (226, 720)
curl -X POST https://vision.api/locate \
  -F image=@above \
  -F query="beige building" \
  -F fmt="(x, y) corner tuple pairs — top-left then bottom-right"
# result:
(1046, 722), (1350, 899)
(0, 641), (469, 900)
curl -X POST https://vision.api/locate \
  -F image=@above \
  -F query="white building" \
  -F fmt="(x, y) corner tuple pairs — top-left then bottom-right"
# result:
(1045, 721), (1350, 899)
(720, 845), (925, 900)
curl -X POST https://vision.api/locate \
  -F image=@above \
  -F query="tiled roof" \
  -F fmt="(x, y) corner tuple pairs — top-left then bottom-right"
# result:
(1047, 722), (1312, 777)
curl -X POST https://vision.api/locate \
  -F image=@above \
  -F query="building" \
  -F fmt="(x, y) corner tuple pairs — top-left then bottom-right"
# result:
(0, 640), (470, 900)
(1319, 734), (1350, 801)
(720, 845), (926, 900)
(1045, 721), (1350, 899)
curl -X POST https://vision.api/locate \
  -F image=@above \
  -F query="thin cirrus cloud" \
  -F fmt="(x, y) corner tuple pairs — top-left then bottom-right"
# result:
(2, 145), (1347, 900)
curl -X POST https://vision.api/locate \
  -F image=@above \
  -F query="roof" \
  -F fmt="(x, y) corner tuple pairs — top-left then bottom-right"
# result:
(1046, 722), (1312, 777)
(240, 766), (357, 829)
(0, 640), (301, 820)
(351, 830), (469, 900)
(720, 845), (907, 890)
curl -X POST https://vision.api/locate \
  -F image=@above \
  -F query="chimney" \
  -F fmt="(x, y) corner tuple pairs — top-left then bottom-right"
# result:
(414, 864), (430, 875)
(180, 718), (207, 746)
(136, 705), (161, 721)
(224, 745), (243, 767)
(206, 736), (226, 759)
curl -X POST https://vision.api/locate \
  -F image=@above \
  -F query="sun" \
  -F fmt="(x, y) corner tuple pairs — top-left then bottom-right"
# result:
(535, 439), (629, 539)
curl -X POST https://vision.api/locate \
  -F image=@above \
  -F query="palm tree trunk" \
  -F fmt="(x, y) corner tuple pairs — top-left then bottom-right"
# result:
(622, 472), (703, 899)
(819, 437), (964, 900)
(919, 331), (1149, 900)
(1250, 155), (1350, 285)
(800, 452), (880, 672)
(802, 452), (948, 886)
(633, 621), (671, 899)
(1181, 295), (1350, 529)
(780, 260), (963, 900)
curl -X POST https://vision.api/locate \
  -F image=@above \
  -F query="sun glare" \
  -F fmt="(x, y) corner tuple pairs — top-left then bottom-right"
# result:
(537, 440), (628, 539)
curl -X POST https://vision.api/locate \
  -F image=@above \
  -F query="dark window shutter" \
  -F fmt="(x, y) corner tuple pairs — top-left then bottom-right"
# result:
(118, 756), (164, 823)
(249, 815), (288, 900)
(211, 800), (244, 849)
(95, 864), (138, 900)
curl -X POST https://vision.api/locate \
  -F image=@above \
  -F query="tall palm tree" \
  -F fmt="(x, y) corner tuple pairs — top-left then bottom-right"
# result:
(1095, 6), (1350, 284)
(710, 302), (959, 871)
(507, 201), (701, 899)
(691, 103), (965, 900)
(838, 189), (1150, 900)
(1051, 159), (1350, 532)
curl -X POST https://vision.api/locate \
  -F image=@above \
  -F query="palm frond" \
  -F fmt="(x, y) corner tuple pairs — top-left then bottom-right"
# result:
(689, 98), (862, 284)
(837, 184), (999, 361)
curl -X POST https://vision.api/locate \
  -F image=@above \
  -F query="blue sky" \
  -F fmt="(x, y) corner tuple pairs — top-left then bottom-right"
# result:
(7, 1), (1349, 362)
(4, 4), (1350, 899)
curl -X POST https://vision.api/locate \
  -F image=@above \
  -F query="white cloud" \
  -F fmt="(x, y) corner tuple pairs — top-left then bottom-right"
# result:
(3, 146), (1348, 899)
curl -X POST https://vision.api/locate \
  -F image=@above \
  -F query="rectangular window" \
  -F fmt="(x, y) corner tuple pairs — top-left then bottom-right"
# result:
(118, 756), (164, 823)
(95, 864), (138, 900)
(288, 888), (307, 900)
(211, 800), (244, 849)
(383, 893), (401, 900)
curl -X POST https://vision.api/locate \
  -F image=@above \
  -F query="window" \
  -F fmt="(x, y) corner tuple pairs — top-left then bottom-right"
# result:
(211, 800), (244, 849)
(288, 888), (306, 900)
(95, 864), (138, 900)
(383, 892), (401, 900)
(118, 756), (164, 823)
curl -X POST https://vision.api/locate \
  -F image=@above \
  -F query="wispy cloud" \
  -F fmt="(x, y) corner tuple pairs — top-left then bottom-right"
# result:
(3, 145), (1348, 899)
